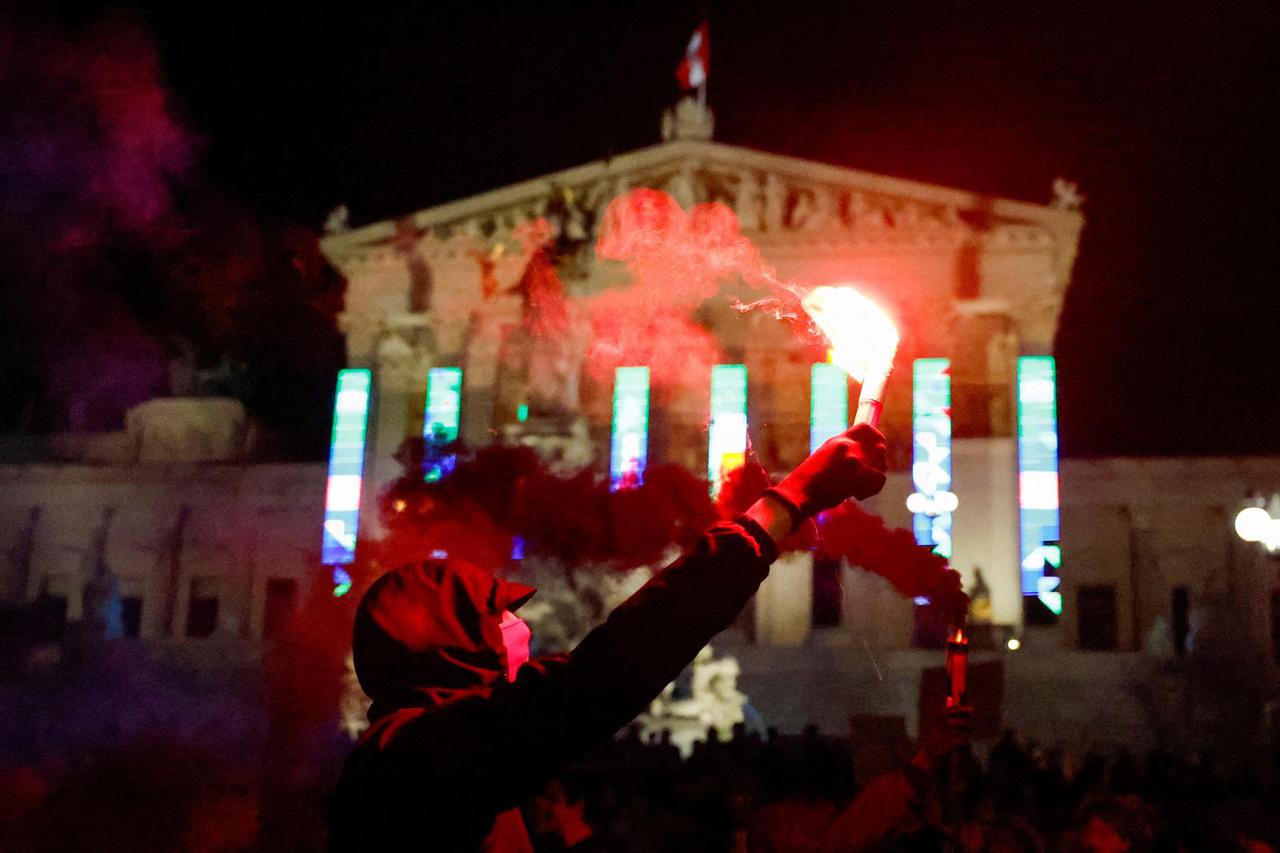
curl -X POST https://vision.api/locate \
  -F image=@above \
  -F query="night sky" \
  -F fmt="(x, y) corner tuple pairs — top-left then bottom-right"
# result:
(4, 1), (1279, 459)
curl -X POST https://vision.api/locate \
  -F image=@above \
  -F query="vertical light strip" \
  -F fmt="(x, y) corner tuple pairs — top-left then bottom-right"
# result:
(708, 364), (748, 493)
(423, 366), (463, 482)
(911, 359), (953, 558)
(810, 362), (849, 453)
(610, 366), (651, 489)
(322, 369), (372, 567)
(1017, 355), (1061, 608)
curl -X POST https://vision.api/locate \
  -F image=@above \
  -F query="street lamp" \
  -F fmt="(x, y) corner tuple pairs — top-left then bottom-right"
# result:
(1234, 495), (1280, 554)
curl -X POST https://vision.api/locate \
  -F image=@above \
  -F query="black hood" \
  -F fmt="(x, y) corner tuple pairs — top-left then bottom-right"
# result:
(352, 557), (535, 720)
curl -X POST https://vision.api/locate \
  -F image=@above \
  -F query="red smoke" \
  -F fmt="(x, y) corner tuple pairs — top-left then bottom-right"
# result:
(379, 443), (716, 572)
(715, 460), (965, 621)
(596, 189), (774, 295)
(589, 188), (799, 389)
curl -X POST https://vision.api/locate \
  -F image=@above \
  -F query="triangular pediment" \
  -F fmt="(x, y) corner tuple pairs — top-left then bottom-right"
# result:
(321, 139), (1083, 275)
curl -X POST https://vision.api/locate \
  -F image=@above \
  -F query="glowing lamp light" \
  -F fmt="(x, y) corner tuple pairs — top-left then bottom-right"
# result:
(610, 367), (650, 489)
(1017, 356), (1060, 597)
(1265, 518), (1280, 552)
(1234, 506), (1271, 543)
(800, 285), (900, 427)
(424, 367), (463, 483)
(907, 491), (959, 515)
(708, 364), (748, 493)
(1007, 637), (1021, 651)
(322, 369), (371, 568)
(1036, 576), (1063, 615)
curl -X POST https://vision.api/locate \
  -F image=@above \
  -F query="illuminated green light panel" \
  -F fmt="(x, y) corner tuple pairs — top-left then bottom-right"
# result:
(423, 367), (463, 482)
(810, 363), (848, 453)
(610, 367), (650, 489)
(1017, 355), (1062, 614)
(912, 358), (952, 558)
(322, 370), (372, 587)
(708, 364), (748, 492)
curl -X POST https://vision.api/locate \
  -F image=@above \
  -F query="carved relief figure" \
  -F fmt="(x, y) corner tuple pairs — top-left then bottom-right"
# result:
(733, 170), (763, 231)
(1051, 177), (1085, 211)
(793, 185), (836, 232)
(665, 166), (697, 209)
(762, 173), (786, 232)
(393, 219), (433, 313)
(467, 245), (503, 302)
(375, 330), (425, 393)
(504, 246), (582, 418)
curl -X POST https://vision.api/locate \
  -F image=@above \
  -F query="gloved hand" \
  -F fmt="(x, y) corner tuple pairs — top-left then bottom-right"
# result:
(765, 423), (887, 523)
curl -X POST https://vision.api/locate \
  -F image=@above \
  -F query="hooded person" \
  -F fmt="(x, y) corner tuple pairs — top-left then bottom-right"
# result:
(327, 424), (889, 851)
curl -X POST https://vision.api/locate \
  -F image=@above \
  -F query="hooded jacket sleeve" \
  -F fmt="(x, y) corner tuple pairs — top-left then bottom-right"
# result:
(368, 518), (778, 812)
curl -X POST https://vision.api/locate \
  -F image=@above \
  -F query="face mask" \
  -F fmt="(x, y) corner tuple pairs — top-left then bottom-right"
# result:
(499, 610), (531, 682)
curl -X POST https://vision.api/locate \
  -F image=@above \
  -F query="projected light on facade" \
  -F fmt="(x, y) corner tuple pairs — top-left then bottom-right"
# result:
(810, 362), (849, 453)
(322, 369), (371, 568)
(909, 358), (954, 558)
(708, 364), (748, 492)
(423, 367), (463, 482)
(1017, 355), (1061, 612)
(610, 366), (650, 489)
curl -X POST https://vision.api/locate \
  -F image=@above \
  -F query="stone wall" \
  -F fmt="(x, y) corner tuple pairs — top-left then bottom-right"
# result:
(0, 462), (325, 640)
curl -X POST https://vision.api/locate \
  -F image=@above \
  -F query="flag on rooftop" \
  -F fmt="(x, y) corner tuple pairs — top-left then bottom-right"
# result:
(676, 22), (709, 91)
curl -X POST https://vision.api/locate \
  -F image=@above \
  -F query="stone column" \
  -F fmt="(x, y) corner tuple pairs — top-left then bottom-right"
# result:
(362, 376), (412, 540)
(754, 551), (813, 647)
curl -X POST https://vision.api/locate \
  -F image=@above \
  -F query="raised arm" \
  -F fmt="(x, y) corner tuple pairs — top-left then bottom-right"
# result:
(381, 424), (888, 810)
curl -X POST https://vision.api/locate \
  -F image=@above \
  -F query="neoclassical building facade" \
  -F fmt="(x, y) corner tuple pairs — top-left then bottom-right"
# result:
(3, 101), (1277, 753)
(320, 99), (1084, 638)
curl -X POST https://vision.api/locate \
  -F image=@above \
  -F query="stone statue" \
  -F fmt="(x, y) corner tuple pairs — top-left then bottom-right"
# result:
(661, 95), (714, 142)
(793, 186), (836, 232)
(323, 204), (350, 235)
(468, 246), (504, 303)
(503, 247), (584, 420)
(638, 645), (750, 756)
(1051, 177), (1085, 211)
(79, 507), (123, 640)
(376, 330), (430, 394)
(847, 191), (890, 231)
(665, 166), (698, 209)
(392, 219), (434, 313)
(543, 188), (593, 265)
(762, 173), (786, 232)
(734, 171), (763, 231)
(968, 567), (993, 624)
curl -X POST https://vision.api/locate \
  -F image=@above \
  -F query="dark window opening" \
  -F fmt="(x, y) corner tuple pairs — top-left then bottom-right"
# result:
(186, 577), (219, 639)
(1078, 585), (1118, 651)
(33, 595), (68, 642)
(1270, 591), (1280, 665)
(812, 554), (843, 628)
(263, 578), (299, 640)
(1171, 587), (1189, 657)
(121, 596), (143, 639)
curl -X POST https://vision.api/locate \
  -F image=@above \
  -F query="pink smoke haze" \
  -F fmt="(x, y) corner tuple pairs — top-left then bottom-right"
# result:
(591, 188), (817, 388)
(2, 13), (194, 248)
(596, 188), (775, 300)
(81, 20), (193, 229)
